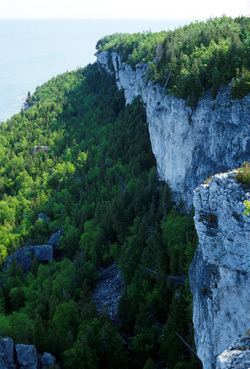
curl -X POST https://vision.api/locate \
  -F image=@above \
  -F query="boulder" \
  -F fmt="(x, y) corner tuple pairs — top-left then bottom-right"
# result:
(47, 231), (62, 248)
(0, 338), (57, 369)
(41, 352), (55, 368)
(32, 146), (49, 154)
(5, 245), (53, 273)
(37, 213), (49, 223)
(15, 344), (37, 369)
(0, 337), (15, 369)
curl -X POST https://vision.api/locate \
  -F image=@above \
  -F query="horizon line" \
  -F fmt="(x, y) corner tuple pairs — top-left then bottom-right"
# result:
(0, 15), (247, 21)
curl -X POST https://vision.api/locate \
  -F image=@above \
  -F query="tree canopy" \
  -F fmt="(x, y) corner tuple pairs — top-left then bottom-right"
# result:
(97, 16), (250, 106)
(0, 59), (200, 367)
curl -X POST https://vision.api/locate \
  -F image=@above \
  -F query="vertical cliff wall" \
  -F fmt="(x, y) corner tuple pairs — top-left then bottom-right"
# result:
(190, 171), (250, 369)
(97, 51), (250, 206)
(97, 51), (250, 369)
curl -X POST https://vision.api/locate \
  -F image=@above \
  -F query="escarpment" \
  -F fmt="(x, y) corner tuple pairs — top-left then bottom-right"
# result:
(97, 50), (250, 207)
(190, 171), (250, 369)
(1, 19), (250, 369)
(97, 49), (250, 368)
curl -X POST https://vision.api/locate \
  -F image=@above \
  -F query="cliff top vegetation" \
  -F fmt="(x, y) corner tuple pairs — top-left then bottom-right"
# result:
(97, 16), (250, 106)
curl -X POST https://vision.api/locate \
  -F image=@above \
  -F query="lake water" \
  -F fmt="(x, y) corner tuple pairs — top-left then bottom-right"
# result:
(0, 19), (188, 122)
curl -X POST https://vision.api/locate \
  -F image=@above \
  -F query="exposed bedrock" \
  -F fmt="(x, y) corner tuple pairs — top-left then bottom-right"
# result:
(97, 51), (250, 207)
(190, 171), (250, 369)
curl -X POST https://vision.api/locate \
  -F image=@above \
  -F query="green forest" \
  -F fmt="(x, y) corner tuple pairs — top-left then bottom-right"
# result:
(97, 16), (250, 106)
(0, 62), (200, 369)
(2, 15), (249, 369)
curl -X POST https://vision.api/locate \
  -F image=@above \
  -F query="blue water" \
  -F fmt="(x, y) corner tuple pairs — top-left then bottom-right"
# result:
(0, 19), (188, 122)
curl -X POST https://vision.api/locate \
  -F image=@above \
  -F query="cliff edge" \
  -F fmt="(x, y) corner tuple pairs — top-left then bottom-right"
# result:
(97, 51), (250, 207)
(190, 171), (250, 369)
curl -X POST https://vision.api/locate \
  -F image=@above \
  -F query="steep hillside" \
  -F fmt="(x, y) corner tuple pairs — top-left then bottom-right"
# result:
(0, 16), (249, 369)
(0, 65), (199, 369)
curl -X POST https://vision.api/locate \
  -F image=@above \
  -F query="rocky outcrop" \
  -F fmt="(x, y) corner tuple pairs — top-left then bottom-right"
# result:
(97, 51), (250, 206)
(37, 213), (50, 223)
(15, 344), (37, 369)
(41, 353), (56, 368)
(216, 333), (250, 369)
(4, 231), (62, 273)
(0, 337), (15, 369)
(32, 146), (49, 155)
(4, 245), (53, 273)
(93, 263), (124, 322)
(47, 230), (62, 248)
(189, 171), (250, 369)
(0, 338), (56, 369)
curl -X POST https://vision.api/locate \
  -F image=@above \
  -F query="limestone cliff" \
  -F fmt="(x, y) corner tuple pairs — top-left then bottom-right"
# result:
(96, 50), (250, 369)
(216, 333), (250, 369)
(190, 171), (250, 369)
(97, 51), (250, 207)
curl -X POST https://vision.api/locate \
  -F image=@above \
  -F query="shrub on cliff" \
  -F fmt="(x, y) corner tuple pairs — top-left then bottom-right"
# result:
(236, 162), (250, 186)
(244, 201), (250, 216)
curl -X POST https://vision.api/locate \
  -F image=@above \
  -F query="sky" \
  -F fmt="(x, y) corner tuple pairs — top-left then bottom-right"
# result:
(0, 0), (249, 19)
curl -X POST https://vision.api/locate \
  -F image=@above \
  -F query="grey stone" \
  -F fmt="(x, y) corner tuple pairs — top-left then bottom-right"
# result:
(41, 352), (55, 367)
(47, 231), (62, 248)
(5, 246), (34, 273)
(93, 263), (124, 322)
(189, 171), (250, 369)
(37, 213), (49, 223)
(33, 245), (53, 263)
(5, 245), (53, 273)
(0, 338), (57, 369)
(16, 344), (37, 369)
(0, 337), (15, 369)
(97, 51), (250, 207)
(216, 334), (250, 369)
(33, 146), (49, 154)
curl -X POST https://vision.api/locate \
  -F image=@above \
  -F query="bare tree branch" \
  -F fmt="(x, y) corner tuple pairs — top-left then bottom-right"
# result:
(139, 266), (185, 285)
(176, 332), (197, 356)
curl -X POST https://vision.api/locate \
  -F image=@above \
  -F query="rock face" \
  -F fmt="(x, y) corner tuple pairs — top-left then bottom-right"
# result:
(97, 51), (250, 206)
(15, 344), (37, 369)
(216, 333), (250, 369)
(189, 171), (250, 369)
(0, 337), (15, 369)
(93, 263), (124, 322)
(0, 338), (56, 369)
(4, 245), (53, 273)
(4, 231), (62, 273)
(47, 230), (62, 248)
(41, 352), (55, 367)
(97, 51), (250, 367)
